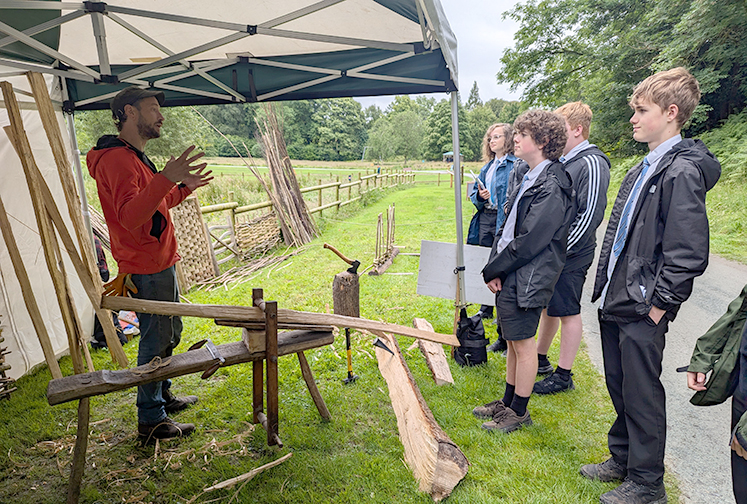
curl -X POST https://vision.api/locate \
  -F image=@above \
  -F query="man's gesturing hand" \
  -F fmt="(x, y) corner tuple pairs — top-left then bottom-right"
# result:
(161, 145), (209, 186)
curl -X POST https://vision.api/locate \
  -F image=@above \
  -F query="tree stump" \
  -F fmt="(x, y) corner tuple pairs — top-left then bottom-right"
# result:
(332, 271), (359, 317)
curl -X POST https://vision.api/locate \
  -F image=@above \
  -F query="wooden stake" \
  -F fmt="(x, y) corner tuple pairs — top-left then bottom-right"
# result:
(0, 193), (62, 379)
(297, 351), (331, 420)
(67, 397), (89, 504)
(26, 72), (126, 368)
(1, 82), (84, 375)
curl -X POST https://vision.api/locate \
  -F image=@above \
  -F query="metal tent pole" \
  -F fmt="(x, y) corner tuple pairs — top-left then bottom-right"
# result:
(64, 111), (96, 259)
(450, 91), (466, 311)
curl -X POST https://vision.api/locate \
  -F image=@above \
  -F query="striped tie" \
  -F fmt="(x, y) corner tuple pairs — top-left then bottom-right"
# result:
(612, 157), (650, 258)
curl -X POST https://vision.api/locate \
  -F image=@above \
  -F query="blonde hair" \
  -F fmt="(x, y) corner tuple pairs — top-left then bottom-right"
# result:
(481, 123), (514, 162)
(630, 67), (700, 128)
(555, 101), (592, 140)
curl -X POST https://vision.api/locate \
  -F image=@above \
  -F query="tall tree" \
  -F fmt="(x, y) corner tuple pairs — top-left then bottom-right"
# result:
(311, 98), (367, 161)
(465, 81), (483, 110)
(421, 98), (471, 161)
(390, 110), (424, 164)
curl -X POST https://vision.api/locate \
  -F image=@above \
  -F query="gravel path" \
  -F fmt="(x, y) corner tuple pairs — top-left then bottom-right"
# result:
(580, 231), (745, 504)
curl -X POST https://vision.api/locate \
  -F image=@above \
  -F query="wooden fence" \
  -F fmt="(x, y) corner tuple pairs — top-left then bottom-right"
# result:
(198, 170), (415, 264)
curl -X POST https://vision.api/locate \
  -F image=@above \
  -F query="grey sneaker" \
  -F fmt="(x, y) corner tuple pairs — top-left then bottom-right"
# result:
(472, 399), (507, 419)
(533, 372), (574, 395)
(600, 479), (667, 504)
(481, 408), (532, 433)
(580, 457), (627, 482)
(537, 361), (554, 375)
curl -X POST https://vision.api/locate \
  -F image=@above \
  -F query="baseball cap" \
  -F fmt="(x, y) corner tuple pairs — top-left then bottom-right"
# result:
(110, 86), (165, 118)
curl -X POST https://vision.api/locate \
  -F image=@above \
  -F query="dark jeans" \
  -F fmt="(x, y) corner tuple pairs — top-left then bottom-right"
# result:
(131, 266), (182, 425)
(600, 313), (669, 485)
(733, 394), (747, 504)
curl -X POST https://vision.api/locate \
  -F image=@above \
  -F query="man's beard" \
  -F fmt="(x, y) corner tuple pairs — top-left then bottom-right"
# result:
(137, 117), (161, 140)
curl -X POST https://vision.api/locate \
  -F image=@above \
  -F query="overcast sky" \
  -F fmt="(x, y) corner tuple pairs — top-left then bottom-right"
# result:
(356, 0), (524, 111)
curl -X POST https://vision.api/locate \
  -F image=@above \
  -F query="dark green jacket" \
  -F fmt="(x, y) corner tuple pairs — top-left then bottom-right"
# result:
(688, 284), (747, 446)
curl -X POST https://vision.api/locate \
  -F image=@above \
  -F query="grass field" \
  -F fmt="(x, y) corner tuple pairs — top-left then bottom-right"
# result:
(0, 180), (684, 504)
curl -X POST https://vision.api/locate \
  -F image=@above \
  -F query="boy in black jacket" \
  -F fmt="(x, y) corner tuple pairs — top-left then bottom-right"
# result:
(583, 67), (721, 504)
(534, 101), (611, 394)
(473, 110), (574, 433)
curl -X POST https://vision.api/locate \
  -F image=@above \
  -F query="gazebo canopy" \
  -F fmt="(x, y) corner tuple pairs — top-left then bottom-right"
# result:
(0, 0), (458, 110)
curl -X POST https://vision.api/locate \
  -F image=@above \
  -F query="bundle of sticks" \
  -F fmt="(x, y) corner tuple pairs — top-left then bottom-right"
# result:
(255, 104), (317, 246)
(192, 246), (305, 291)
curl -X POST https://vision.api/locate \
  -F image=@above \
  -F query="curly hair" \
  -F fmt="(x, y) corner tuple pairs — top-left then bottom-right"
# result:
(513, 110), (568, 161)
(481, 123), (514, 162)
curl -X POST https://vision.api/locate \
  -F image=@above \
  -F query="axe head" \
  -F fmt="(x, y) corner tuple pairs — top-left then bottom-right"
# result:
(347, 260), (361, 275)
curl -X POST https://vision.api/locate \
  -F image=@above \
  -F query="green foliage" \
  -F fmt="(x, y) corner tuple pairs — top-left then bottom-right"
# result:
(311, 98), (368, 161)
(465, 105), (499, 161)
(422, 98), (473, 161)
(465, 81), (483, 110)
(497, 0), (747, 154)
(697, 111), (747, 181)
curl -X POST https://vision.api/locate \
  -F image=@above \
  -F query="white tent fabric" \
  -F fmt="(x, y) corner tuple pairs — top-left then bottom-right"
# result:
(0, 74), (94, 380)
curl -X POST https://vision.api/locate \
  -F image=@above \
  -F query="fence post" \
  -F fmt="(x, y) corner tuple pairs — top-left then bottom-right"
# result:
(438, 172), (440, 186)
(336, 176), (341, 210)
(318, 181), (323, 209)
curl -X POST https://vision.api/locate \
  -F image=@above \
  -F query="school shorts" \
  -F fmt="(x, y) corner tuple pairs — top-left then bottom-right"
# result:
(496, 272), (543, 341)
(546, 264), (590, 317)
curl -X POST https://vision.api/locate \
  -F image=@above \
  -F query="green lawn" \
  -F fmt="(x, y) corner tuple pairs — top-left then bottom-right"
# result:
(0, 181), (680, 503)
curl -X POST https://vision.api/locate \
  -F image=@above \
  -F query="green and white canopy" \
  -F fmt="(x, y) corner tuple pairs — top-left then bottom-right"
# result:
(0, 0), (458, 110)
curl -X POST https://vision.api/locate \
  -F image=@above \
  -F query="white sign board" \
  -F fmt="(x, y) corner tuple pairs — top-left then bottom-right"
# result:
(417, 240), (496, 305)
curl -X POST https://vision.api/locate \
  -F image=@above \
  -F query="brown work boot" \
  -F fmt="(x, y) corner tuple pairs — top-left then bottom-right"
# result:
(580, 457), (627, 482)
(138, 417), (195, 443)
(164, 390), (198, 414)
(481, 408), (532, 433)
(472, 399), (507, 419)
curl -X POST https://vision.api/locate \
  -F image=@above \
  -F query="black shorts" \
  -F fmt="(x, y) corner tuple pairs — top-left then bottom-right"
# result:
(496, 273), (543, 341)
(546, 264), (590, 317)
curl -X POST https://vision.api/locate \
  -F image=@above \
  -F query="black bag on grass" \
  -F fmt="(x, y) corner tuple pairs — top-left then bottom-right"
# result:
(454, 308), (489, 366)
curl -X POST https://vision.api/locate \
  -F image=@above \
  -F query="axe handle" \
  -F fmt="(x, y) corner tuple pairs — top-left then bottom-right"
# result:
(323, 243), (353, 265)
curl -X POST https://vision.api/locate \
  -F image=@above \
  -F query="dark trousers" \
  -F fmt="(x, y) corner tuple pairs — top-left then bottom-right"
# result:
(733, 394), (747, 504)
(600, 314), (669, 485)
(131, 266), (182, 425)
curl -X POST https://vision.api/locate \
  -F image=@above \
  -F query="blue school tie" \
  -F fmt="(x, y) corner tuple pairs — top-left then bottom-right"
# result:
(559, 155), (567, 164)
(612, 157), (650, 258)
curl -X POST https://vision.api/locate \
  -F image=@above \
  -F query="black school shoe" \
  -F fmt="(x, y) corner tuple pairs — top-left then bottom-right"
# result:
(164, 390), (199, 414)
(599, 479), (667, 504)
(533, 372), (575, 395)
(138, 417), (195, 443)
(579, 457), (627, 482)
(486, 337), (508, 353)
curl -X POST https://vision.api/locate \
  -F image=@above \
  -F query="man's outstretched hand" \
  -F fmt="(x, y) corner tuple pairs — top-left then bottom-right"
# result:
(161, 145), (213, 189)
(103, 272), (138, 297)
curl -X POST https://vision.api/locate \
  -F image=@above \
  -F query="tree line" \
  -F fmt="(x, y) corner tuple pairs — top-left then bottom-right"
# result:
(74, 0), (745, 163)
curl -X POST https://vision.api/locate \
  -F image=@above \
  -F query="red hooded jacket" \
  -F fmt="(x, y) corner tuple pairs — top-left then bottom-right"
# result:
(87, 136), (191, 275)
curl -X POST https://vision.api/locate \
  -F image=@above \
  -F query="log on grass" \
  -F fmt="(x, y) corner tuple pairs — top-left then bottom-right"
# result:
(413, 318), (453, 386)
(101, 296), (459, 347)
(47, 330), (333, 405)
(368, 246), (399, 276)
(373, 331), (468, 501)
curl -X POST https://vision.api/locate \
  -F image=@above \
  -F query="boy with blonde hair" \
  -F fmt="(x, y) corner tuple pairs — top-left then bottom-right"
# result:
(534, 101), (610, 394)
(582, 68), (721, 504)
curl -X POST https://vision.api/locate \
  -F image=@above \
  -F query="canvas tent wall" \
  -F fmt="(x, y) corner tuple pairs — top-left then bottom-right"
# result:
(0, 0), (465, 380)
(0, 74), (94, 380)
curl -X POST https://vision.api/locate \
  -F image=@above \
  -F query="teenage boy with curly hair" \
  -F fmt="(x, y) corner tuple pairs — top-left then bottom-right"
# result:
(473, 110), (575, 433)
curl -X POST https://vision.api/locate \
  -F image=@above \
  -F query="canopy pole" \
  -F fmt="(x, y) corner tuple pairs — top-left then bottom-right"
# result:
(64, 111), (95, 258)
(450, 91), (466, 312)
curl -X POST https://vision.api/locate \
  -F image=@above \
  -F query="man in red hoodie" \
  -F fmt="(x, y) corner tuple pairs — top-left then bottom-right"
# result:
(87, 87), (213, 441)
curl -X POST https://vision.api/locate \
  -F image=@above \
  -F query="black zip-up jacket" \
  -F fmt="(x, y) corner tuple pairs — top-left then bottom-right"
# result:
(482, 161), (575, 309)
(592, 139), (721, 322)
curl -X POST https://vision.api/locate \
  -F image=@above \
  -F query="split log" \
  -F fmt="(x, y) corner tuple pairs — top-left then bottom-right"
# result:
(374, 331), (468, 501)
(101, 296), (460, 347)
(413, 319), (453, 386)
(47, 330), (333, 405)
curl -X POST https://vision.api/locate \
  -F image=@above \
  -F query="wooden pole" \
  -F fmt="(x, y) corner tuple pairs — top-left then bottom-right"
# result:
(297, 351), (331, 420)
(67, 397), (89, 504)
(0, 194), (62, 379)
(1, 82), (85, 376)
